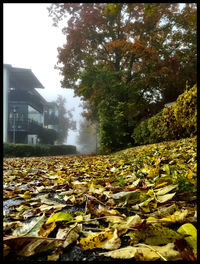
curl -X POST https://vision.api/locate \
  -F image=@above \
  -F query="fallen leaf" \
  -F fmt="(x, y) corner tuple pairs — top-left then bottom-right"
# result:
(128, 224), (184, 245)
(177, 223), (197, 253)
(56, 223), (81, 248)
(111, 190), (140, 205)
(101, 229), (121, 250)
(46, 212), (73, 225)
(78, 229), (120, 250)
(98, 243), (181, 260)
(154, 184), (178, 195)
(111, 214), (141, 231)
(39, 221), (57, 237)
(174, 238), (197, 261)
(3, 236), (64, 257)
(156, 192), (176, 203)
(147, 209), (188, 224)
(13, 214), (45, 237)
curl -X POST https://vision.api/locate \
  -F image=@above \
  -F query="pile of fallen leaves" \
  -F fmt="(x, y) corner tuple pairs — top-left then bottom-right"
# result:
(3, 136), (197, 261)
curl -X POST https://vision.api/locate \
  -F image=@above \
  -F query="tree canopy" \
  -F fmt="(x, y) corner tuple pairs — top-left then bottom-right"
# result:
(48, 3), (196, 152)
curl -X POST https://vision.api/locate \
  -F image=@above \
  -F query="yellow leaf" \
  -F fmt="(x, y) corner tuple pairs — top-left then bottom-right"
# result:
(79, 230), (120, 250)
(18, 191), (31, 200)
(57, 177), (64, 184)
(75, 215), (83, 222)
(177, 223), (197, 253)
(57, 170), (63, 176)
(185, 169), (193, 180)
(46, 212), (73, 225)
(155, 181), (170, 188)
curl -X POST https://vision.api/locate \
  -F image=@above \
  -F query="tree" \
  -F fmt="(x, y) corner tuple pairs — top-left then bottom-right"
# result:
(55, 95), (76, 144)
(48, 3), (196, 152)
(76, 118), (98, 154)
(39, 128), (57, 145)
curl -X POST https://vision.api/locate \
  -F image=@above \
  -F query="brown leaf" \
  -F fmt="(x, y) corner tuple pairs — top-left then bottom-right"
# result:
(3, 236), (65, 257)
(174, 239), (197, 261)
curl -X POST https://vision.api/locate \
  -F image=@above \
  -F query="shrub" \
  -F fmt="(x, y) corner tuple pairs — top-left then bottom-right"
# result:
(147, 111), (164, 144)
(3, 143), (77, 158)
(133, 118), (150, 145)
(174, 84), (197, 136)
(132, 84), (197, 146)
(3, 143), (16, 157)
(161, 105), (186, 140)
(48, 145), (77, 156)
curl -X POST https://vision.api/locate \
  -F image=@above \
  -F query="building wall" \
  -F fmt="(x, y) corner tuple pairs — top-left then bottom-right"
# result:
(4, 64), (58, 145)
(3, 65), (10, 142)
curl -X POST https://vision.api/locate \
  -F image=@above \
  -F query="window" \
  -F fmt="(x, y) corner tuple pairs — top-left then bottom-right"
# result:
(28, 105), (43, 125)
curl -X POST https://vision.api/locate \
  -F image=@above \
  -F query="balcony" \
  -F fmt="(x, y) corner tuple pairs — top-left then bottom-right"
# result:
(8, 118), (43, 134)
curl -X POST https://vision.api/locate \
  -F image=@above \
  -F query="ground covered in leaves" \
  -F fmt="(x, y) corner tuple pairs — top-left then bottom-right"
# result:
(3, 137), (197, 261)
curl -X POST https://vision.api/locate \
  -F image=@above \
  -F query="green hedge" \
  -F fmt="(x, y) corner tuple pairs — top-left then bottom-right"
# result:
(132, 84), (197, 145)
(174, 84), (197, 136)
(3, 143), (77, 158)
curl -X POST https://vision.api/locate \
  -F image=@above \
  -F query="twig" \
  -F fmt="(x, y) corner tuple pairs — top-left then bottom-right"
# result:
(134, 243), (167, 261)
(84, 194), (107, 206)
(64, 222), (79, 238)
(82, 215), (124, 222)
(3, 236), (65, 242)
(83, 227), (109, 231)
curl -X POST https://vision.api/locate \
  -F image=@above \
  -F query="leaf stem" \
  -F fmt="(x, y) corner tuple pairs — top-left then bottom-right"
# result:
(135, 243), (167, 261)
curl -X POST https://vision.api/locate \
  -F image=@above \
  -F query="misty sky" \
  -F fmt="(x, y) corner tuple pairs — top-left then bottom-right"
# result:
(3, 3), (84, 147)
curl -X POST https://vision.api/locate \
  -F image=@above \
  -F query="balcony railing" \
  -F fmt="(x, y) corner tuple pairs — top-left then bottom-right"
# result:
(8, 118), (43, 133)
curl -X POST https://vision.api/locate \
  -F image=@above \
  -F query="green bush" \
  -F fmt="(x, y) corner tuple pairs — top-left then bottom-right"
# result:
(161, 105), (186, 140)
(174, 84), (197, 136)
(132, 84), (197, 146)
(147, 111), (164, 144)
(133, 118), (150, 145)
(47, 145), (77, 156)
(3, 143), (16, 157)
(3, 143), (77, 158)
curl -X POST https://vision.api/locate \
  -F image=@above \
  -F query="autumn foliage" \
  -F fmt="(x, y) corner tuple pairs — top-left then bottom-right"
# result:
(48, 3), (197, 152)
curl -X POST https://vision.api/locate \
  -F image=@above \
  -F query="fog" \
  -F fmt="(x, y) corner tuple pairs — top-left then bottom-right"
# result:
(3, 3), (87, 152)
(36, 87), (83, 148)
